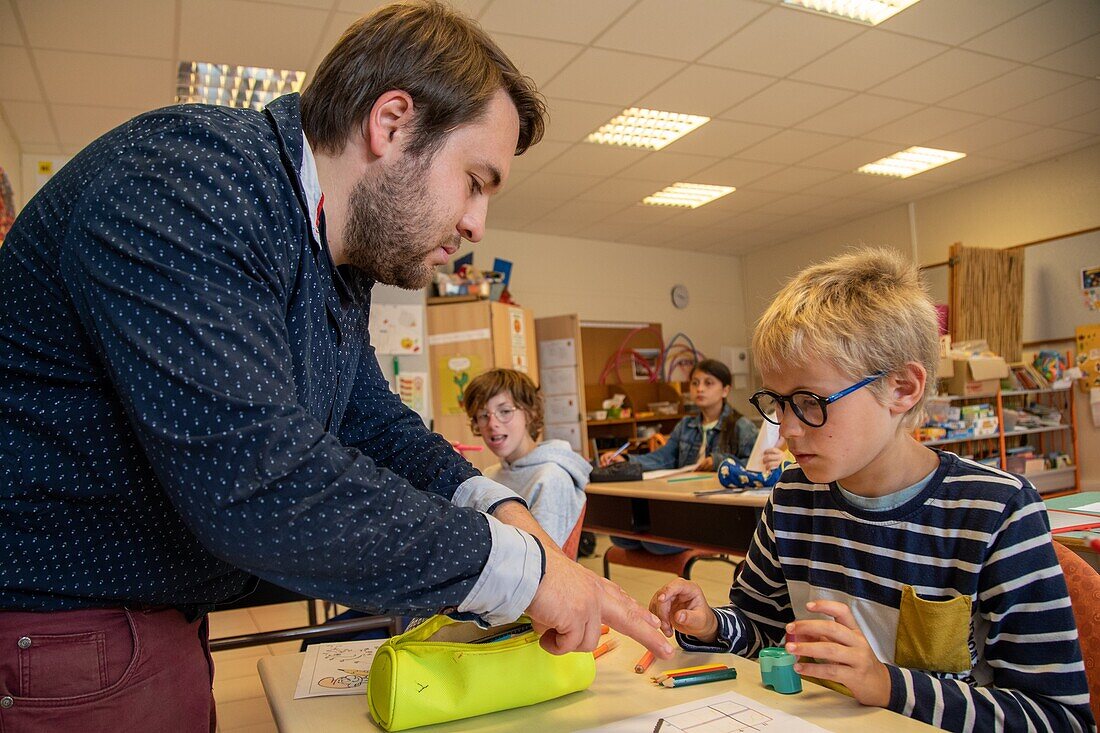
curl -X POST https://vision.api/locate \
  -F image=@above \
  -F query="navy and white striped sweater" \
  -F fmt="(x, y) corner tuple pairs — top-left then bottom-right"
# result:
(679, 450), (1094, 732)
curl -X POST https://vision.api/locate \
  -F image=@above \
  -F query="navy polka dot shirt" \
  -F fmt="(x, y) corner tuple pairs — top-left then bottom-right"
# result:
(0, 95), (535, 619)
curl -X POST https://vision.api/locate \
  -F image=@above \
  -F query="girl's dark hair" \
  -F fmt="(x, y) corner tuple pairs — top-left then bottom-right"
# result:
(692, 358), (732, 388)
(301, 1), (545, 159)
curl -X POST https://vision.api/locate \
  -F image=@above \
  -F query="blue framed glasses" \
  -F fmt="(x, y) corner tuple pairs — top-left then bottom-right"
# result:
(750, 371), (886, 428)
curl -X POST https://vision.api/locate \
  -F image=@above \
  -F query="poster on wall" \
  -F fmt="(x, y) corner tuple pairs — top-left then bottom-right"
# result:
(0, 165), (14, 247)
(508, 308), (528, 372)
(368, 304), (423, 354)
(396, 372), (427, 414)
(1082, 266), (1100, 312)
(437, 354), (482, 415)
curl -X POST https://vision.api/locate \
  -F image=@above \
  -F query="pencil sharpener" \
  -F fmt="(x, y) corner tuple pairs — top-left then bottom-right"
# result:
(759, 647), (802, 694)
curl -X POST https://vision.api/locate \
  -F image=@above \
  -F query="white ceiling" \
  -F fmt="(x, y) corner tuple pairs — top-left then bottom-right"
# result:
(1, 0), (1098, 256)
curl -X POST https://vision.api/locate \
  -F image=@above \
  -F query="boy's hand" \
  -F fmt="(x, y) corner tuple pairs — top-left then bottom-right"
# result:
(599, 451), (626, 467)
(649, 578), (718, 642)
(785, 600), (891, 707)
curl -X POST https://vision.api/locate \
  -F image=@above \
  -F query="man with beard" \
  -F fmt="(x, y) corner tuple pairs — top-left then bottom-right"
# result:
(0, 2), (672, 730)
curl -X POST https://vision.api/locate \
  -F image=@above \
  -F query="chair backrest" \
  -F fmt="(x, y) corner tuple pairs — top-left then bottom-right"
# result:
(1053, 541), (1100, 723)
(561, 504), (587, 561)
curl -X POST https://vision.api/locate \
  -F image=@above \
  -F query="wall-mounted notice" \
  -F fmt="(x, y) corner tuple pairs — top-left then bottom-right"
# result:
(538, 338), (576, 369)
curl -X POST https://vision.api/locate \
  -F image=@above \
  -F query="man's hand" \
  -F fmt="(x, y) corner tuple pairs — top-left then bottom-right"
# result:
(490, 501), (674, 660)
(649, 577), (718, 641)
(785, 600), (891, 707)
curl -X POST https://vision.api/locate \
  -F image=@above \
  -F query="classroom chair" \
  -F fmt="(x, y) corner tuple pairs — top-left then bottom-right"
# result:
(561, 505), (588, 561)
(1053, 542), (1100, 722)
(602, 546), (740, 581)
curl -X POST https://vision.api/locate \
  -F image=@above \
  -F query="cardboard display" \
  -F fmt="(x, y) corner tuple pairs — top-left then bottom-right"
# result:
(944, 356), (1009, 397)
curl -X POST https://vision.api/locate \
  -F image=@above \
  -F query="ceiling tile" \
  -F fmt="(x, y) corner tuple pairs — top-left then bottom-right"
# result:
(790, 31), (948, 92)
(574, 221), (647, 243)
(542, 48), (685, 107)
(738, 129), (849, 166)
(617, 151), (719, 182)
(521, 216), (588, 237)
(796, 94), (923, 136)
(480, 0), (635, 45)
(881, 0), (1046, 46)
(869, 49), (1019, 105)
(963, 0), (1100, 63)
(600, 204), (681, 227)
(865, 106), (986, 145)
(18, 0), (174, 59)
(698, 188), (784, 213)
(508, 171), (602, 200)
(924, 117), (1039, 153)
(671, 204), (737, 228)
(1, 0), (21, 45)
(510, 140), (571, 172)
(979, 127), (1094, 161)
(35, 50), (173, 109)
(0, 45), (41, 101)
(486, 194), (563, 226)
(802, 172), (890, 198)
(539, 198), (628, 223)
(620, 223), (682, 248)
(312, 12), (362, 67)
(751, 166), (841, 193)
(542, 98), (625, 144)
(754, 193), (836, 216)
(799, 138), (902, 172)
(724, 211), (786, 229)
(180, 0), (328, 73)
(581, 177), (676, 204)
(1059, 108), (1100, 134)
(636, 65), (775, 117)
(595, 0), (766, 61)
(492, 33), (583, 88)
(702, 6), (862, 77)
(939, 65), (1083, 116)
(719, 80), (853, 127)
(541, 143), (649, 177)
(52, 104), (143, 148)
(0, 99), (55, 145)
(1033, 33), (1100, 76)
(692, 157), (783, 186)
(661, 119), (780, 158)
(1003, 79), (1100, 126)
(805, 196), (885, 219)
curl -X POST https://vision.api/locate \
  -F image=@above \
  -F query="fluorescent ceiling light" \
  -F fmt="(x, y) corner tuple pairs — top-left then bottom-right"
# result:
(782, 0), (921, 26)
(176, 62), (306, 111)
(643, 182), (735, 209)
(586, 108), (709, 150)
(857, 146), (965, 178)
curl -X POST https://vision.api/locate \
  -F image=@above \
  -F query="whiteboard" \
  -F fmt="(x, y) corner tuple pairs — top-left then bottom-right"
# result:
(1021, 228), (1100, 343)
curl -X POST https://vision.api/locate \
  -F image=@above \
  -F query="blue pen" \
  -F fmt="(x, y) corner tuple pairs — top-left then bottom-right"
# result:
(608, 441), (630, 460)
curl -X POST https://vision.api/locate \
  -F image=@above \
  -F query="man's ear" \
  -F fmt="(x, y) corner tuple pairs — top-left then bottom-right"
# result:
(363, 90), (415, 158)
(889, 362), (927, 415)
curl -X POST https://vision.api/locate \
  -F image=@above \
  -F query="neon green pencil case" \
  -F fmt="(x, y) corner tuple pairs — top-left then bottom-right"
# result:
(367, 614), (595, 731)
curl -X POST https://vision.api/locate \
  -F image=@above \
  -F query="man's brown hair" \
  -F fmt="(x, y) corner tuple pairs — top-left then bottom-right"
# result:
(463, 369), (543, 441)
(301, 0), (545, 158)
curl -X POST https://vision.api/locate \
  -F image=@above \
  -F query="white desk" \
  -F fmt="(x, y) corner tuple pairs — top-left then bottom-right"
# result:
(258, 636), (937, 732)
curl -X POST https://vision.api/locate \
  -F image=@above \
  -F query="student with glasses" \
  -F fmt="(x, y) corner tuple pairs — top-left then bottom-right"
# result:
(463, 369), (589, 549)
(646, 248), (1092, 733)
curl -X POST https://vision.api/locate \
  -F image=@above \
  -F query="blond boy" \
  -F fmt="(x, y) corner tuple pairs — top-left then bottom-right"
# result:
(650, 248), (1093, 732)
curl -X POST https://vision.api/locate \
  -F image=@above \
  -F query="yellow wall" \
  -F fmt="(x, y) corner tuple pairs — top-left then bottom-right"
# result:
(741, 142), (1100, 490)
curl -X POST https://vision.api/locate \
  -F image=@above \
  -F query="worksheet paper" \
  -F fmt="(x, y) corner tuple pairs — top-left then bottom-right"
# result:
(577, 691), (830, 732)
(643, 465), (701, 481)
(745, 418), (781, 472)
(293, 639), (384, 699)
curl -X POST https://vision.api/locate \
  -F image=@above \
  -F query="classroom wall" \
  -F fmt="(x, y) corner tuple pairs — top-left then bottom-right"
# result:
(475, 227), (751, 406)
(0, 113), (21, 212)
(741, 143), (1100, 491)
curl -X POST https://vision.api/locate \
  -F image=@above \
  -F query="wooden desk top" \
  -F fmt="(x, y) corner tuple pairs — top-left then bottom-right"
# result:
(585, 473), (770, 508)
(258, 636), (937, 732)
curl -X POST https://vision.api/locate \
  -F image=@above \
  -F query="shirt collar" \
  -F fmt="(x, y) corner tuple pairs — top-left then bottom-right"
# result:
(300, 132), (324, 251)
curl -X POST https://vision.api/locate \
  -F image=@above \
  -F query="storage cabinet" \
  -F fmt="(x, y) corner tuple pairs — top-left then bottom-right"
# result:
(920, 387), (1078, 496)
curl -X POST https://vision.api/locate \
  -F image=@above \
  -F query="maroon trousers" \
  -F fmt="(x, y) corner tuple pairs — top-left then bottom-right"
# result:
(0, 607), (216, 733)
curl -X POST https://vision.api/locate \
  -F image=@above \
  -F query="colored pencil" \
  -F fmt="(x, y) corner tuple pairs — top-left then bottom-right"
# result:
(634, 650), (655, 674)
(660, 667), (737, 688)
(652, 663), (727, 681)
(593, 638), (618, 659)
(601, 624), (610, 635)
(667, 475), (712, 484)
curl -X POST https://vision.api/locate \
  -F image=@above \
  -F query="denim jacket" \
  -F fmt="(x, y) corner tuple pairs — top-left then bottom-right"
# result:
(629, 403), (758, 471)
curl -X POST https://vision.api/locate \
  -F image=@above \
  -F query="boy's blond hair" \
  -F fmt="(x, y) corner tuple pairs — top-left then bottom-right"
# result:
(752, 247), (939, 429)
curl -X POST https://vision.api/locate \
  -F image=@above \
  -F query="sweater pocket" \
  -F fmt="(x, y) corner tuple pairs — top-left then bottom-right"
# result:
(894, 585), (972, 674)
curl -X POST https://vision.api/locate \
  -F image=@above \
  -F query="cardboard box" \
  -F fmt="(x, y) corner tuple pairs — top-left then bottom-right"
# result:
(936, 335), (953, 380)
(944, 356), (1009, 398)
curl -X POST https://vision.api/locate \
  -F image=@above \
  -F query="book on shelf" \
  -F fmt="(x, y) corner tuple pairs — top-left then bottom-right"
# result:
(1007, 363), (1049, 391)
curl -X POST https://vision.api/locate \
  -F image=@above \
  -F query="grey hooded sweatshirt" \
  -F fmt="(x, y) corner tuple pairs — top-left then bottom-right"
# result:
(485, 439), (590, 547)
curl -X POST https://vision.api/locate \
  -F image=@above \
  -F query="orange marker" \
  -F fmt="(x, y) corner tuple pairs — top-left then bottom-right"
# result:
(634, 650), (655, 674)
(600, 624), (610, 635)
(593, 638), (619, 659)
